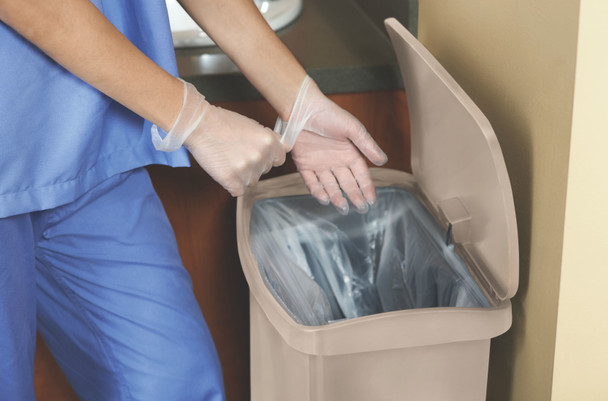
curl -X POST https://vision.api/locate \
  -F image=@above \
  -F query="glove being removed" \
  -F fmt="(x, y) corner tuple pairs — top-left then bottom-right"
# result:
(275, 76), (388, 215)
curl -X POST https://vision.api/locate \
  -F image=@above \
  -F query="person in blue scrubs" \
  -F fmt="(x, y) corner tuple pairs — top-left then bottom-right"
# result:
(0, 0), (387, 399)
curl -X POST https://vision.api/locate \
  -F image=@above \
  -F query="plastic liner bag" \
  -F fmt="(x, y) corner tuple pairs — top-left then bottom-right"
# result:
(249, 187), (490, 326)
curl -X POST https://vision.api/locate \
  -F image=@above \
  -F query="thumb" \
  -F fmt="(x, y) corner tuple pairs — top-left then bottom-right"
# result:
(349, 125), (388, 166)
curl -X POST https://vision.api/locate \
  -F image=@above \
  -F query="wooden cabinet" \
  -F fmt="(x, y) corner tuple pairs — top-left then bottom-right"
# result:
(33, 90), (410, 401)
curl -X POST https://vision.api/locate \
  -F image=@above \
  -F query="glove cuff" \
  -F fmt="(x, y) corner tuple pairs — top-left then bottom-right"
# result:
(151, 79), (209, 152)
(274, 75), (312, 151)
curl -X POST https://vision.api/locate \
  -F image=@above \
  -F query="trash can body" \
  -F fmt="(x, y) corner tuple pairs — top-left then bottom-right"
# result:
(237, 18), (518, 401)
(250, 294), (510, 401)
(238, 171), (513, 401)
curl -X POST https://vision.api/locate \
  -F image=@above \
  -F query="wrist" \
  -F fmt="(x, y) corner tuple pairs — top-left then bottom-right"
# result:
(274, 75), (313, 151)
(278, 73), (308, 121)
(153, 77), (187, 132)
(151, 79), (209, 152)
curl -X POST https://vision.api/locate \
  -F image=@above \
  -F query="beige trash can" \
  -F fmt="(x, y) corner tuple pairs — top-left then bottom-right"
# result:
(236, 18), (518, 401)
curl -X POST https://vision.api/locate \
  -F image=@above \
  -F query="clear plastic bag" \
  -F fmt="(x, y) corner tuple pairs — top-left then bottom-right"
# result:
(249, 187), (490, 326)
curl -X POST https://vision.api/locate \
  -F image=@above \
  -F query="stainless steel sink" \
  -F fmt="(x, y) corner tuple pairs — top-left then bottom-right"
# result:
(166, 0), (303, 48)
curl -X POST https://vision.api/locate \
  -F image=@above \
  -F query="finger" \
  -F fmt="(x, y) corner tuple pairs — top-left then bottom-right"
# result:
(350, 158), (377, 206)
(349, 126), (388, 167)
(248, 170), (262, 187)
(332, 166), (368, 214)
(256, 150), (274, 176)
(268, 129), (287, 167)
(318, 170), (349, 215)
(244, 149), (265, 187)
(226, 179), (246, 197)
(262, 159), (273, 175)
(300, 170), (330, 205)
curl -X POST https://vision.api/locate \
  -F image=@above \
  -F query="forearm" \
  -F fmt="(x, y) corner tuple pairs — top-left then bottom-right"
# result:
(179, 0), (307, 120)
(0, 0), (183, 131)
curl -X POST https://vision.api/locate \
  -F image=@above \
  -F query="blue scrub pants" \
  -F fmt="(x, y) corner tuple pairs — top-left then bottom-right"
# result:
(0, 168), (225, 401)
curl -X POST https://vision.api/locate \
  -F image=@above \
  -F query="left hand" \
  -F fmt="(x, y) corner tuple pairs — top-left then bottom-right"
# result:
(291, 129), (379, 215)
(283, 78), (387, 215)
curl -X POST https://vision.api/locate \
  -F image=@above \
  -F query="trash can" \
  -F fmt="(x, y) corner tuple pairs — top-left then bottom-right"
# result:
(236, 18), (518, 401)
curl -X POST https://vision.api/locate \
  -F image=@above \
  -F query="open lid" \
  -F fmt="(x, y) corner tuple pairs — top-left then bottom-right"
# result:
(385, 18), (518, 300)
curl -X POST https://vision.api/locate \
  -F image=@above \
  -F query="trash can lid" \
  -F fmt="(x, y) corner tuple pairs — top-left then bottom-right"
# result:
(385, 18), (519, 301)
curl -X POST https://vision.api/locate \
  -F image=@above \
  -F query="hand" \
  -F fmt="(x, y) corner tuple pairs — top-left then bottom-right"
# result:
(185, 105), (286, 196)
(152, 79), (285, 196)
(291, 130), (377, 214)
(278, 77), (387, 214)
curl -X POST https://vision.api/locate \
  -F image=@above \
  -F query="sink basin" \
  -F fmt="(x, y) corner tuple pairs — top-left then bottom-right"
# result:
(166, 0), (303, 48)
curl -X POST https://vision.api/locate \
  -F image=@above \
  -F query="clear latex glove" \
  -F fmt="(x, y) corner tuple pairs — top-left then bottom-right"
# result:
(152, 79), (285, 196)
(275, 76), (388, 215)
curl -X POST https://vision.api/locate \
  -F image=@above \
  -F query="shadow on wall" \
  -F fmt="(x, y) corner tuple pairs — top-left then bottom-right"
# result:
(486, 112), (533, 401)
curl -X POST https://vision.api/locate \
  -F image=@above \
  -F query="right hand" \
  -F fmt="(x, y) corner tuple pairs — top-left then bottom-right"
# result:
(184, 105), (286, 197)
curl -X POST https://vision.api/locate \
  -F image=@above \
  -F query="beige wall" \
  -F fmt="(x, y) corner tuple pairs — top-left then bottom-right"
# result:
(552, 1), (608, 400)
(416, 1), (583, 400)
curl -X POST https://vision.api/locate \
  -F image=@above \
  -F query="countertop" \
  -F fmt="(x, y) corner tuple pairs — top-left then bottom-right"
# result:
(175, 0), (408, 102)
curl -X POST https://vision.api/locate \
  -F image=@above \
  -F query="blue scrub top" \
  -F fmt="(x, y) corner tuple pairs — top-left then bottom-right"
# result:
(0, 0), (191, 218)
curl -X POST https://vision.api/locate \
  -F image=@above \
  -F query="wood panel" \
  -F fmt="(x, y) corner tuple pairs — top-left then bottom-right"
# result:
(34, 334), (78, 400)
(33, 90), (410, 401)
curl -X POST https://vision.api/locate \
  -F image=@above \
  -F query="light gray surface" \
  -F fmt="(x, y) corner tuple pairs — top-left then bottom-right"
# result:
(176, 0), (413, 102)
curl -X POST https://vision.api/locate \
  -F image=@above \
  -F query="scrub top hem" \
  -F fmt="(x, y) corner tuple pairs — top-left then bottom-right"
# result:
(0, 146), (190, 219)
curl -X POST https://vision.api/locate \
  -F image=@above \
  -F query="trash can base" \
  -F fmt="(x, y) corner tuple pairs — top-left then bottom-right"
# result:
(250, 297), (493, 401)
